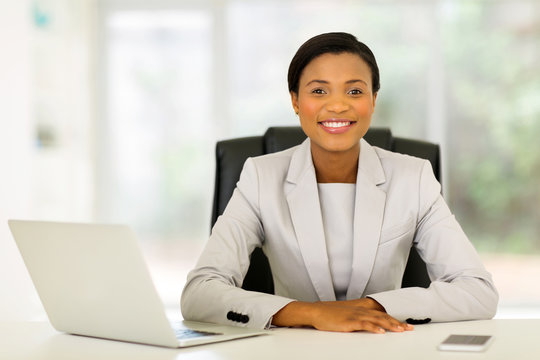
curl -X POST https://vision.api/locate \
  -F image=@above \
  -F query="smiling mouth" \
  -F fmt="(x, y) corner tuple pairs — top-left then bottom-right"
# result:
(318, 120), (356, 128)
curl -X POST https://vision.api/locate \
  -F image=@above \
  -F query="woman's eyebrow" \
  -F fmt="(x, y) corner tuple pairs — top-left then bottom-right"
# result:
(345, 79), (368, 86)
(305, 79), (329, 87)
(305, 79), (368, 87)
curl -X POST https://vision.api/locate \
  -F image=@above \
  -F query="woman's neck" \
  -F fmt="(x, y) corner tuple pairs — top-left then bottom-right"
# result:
(311, 144), (359, 184)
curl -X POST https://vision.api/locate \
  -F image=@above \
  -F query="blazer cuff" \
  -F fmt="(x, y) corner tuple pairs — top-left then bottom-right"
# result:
(224, 293), (295, 329)
(367, 287), (433, 323)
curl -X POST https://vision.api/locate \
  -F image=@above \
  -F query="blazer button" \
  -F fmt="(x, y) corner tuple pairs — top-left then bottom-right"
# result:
(240, 315), (249, 323)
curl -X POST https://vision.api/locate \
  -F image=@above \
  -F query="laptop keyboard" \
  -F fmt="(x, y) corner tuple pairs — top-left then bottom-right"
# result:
(174, 328), (223, 340)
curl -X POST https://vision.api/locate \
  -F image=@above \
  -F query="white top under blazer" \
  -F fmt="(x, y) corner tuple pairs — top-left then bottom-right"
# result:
(318, 183), (355, 301)
(181, 138), (498, 329)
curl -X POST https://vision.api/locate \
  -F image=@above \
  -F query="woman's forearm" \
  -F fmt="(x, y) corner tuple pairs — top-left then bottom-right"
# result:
(272, 301), (320, 328)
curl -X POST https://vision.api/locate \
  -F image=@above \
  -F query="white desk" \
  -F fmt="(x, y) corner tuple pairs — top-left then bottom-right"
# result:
(1, 319), (538, 360)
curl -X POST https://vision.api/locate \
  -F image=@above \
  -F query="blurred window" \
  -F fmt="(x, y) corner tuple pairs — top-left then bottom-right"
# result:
(100, 0), (540, 311)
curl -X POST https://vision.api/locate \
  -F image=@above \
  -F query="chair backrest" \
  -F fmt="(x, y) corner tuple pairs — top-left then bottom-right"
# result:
(212, 126), (440, 293)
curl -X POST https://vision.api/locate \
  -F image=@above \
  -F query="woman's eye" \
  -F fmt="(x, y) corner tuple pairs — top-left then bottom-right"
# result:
(348, 89), (363, 95)
(311, 88), (326, 94)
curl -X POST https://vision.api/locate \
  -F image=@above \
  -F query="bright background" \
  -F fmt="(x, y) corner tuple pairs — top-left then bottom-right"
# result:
(1, 0), (540, 321)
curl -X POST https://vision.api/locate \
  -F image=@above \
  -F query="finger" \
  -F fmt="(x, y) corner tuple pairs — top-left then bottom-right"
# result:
(349, 315), (396, 333)
(354, 320), (386, 334)
(366, 313), (410, 332)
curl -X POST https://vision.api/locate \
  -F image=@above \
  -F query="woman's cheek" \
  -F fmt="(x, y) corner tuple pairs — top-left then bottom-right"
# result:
(299, 97), (321, 118)
(353, 99), (375, 118)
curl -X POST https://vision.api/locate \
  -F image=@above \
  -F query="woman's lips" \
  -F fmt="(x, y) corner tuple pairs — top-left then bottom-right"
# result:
(318, 120), (356, 134)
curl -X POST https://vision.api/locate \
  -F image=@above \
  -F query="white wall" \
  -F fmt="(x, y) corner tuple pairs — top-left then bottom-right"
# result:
(0, 1), (46, 321)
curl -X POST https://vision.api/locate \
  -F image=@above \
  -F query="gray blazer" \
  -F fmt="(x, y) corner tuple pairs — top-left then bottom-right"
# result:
(181, 138), (498, 329)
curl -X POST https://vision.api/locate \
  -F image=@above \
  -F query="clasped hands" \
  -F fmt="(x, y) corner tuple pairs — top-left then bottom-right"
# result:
(272, 297), (414, 334)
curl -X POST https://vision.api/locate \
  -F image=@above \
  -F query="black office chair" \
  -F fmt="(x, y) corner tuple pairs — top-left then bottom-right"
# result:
(211, 126), (440, 294)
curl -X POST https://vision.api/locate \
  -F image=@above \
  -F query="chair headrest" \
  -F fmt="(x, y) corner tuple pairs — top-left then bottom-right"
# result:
(263, 127), (307, 153)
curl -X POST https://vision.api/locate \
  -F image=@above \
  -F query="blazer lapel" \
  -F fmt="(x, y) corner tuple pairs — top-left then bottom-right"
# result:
(346, 139), (387, 299)
(285, 139), (336, 301)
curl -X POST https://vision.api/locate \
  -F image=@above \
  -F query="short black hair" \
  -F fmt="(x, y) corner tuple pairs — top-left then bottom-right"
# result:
(287, 32), (380, 95)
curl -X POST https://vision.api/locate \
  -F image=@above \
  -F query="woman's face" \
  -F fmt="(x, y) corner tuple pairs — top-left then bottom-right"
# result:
(291, 52), (377, 157)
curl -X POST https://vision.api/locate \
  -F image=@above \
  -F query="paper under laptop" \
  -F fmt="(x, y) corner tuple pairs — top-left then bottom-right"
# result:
(8, 220), (266, 348)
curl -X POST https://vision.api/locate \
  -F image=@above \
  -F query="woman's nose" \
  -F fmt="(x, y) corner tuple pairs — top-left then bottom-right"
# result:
(325, 95), (349, 113)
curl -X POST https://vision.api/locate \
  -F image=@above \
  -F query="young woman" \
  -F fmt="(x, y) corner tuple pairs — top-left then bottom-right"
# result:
(181, 32), (498, 333)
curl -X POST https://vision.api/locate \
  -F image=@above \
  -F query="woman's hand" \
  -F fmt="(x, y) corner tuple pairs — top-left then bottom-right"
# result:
(272, 299), (413, 333)
(323, 297), (386, 311)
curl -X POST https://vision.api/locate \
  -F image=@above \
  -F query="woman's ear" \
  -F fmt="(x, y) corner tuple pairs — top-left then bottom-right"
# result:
(372, 92), (378, 108)
(290, 91), (299, 114)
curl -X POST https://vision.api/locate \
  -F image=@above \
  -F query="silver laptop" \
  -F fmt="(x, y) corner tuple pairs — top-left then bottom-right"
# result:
(8, 220), (267, 348)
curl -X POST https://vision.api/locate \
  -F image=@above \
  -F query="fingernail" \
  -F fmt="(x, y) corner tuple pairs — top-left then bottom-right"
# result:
(378, 328), (386, 333)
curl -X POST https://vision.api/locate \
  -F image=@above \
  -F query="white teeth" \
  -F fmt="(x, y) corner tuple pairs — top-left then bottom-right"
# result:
(321, 121), (350, 128)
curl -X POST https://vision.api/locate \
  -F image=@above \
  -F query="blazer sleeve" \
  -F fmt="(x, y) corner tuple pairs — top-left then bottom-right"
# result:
(181, 158), (294, 329)
(369, 160), (499, 322)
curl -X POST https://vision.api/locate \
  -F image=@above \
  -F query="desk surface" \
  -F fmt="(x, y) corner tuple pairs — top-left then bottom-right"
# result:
(1, 319), (538, 360)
